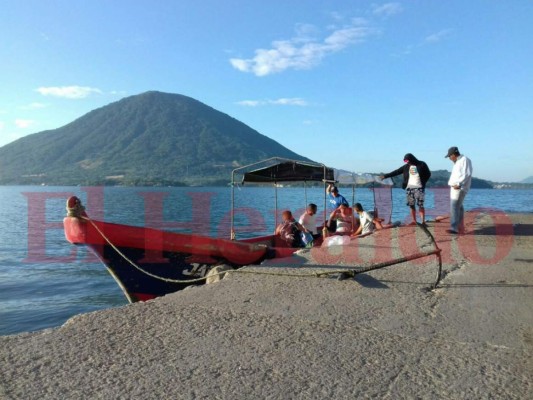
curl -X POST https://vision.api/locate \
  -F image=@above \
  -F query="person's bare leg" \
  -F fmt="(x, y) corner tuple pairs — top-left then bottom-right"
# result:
(420, 207), (425, 224)
(410, 207), (417, 224)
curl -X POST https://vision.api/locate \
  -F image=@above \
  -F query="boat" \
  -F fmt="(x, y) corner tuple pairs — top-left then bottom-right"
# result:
(64, 158), (336, 302)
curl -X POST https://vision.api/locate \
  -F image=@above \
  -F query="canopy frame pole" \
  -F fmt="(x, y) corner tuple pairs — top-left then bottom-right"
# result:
(323, 167), (327, 230)
(230, 171), (236, 240)
(372, 182), (377, 217)
(274, 181), (278, 229)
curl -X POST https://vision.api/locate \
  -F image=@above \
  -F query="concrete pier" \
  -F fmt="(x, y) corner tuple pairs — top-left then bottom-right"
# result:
(1, 212), (532, 399)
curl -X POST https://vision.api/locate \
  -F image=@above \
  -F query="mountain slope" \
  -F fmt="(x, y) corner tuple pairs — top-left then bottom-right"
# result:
(0, 91), (307, 185)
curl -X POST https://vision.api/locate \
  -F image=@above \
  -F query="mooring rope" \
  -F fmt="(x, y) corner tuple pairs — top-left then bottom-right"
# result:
(81, 215), (363, 282)
(64, 189), (442, 288)
(79, 215), (442, 288)
(81, 215), (337, 282)
(81, 216), (218, 284)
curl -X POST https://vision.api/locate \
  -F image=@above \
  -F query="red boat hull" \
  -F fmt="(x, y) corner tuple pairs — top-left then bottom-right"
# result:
(64, 217), (270, 302)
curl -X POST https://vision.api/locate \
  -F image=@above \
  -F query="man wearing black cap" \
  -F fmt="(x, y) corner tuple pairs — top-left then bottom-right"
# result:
(445, 146), (473, 234)
(380, 153), (431, 225)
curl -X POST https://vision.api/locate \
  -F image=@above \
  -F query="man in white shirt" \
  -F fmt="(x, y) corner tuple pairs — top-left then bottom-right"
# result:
(298, 203), (318, 236)
(446, 146), (473, 234)
(351, 203), (383, 236)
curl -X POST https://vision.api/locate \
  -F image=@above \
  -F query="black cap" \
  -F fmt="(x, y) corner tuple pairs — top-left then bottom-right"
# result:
(403, 153), (414, 163)
(445, 146), (459, 158)
(331, 186), (338, 193)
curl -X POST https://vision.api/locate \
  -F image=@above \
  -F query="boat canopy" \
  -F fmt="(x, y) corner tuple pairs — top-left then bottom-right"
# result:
(230, 158), (332, 239)
(234, 157), (334, 184)
(332, 169), (394, 186)
(229, 158), (394, 239)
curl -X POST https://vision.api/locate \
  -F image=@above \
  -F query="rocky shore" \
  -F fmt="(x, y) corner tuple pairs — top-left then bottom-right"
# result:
(1, 212), (531, 399)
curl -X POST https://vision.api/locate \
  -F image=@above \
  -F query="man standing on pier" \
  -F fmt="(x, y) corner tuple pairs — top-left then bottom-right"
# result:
(380, 153), (431, 225)
(445, 146), (473, 234)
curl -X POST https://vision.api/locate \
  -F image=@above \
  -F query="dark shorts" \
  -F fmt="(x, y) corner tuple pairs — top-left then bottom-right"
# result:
(406, 188), (425, 208)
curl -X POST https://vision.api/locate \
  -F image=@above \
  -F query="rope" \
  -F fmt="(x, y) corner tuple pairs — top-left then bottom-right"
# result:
(78, 216), (442, 287)
(82, 216), (218, 284)
(81, 216), (376, 282)
(82, 215), (358, 280)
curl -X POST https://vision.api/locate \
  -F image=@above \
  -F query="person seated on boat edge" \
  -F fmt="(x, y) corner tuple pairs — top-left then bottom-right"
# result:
(350, 203), (382, 237)
(275, 210), (306, 248)
(326, 184), (349, 232)
(298, 203), (320, 240)
(351, 203), (402, 237)
(327, 203), (354, 235)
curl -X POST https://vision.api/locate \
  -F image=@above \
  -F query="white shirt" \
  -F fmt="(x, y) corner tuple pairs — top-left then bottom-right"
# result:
(407, 165), (423, 188)
(359, 211), (375, 235)
(299, 212), (317, 234)
(448, 155), (473, 192)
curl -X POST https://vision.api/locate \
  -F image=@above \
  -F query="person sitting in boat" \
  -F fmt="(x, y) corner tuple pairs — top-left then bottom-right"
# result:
(298, 203), (319, 238)
(275, 210), (306, 247)
(327, 203), (354, 235)
(351, 203), (383, 237)
(326, 184), (349, 232)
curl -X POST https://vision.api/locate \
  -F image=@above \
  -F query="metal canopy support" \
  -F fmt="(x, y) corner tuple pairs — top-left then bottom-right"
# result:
(230, 157), (332, 239)
(230, 171), (235, 239)
(274, 181), (278, 228)
(323, 166), (327, 231)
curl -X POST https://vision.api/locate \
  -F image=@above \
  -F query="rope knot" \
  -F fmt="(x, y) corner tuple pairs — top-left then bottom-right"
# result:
(66, 196), (86, 217)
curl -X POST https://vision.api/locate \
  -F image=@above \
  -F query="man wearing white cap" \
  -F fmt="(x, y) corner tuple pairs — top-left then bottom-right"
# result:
(445, 146), (473, 234)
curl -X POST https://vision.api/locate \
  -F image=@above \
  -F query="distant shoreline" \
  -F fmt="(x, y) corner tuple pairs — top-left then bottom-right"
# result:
(1, 183), (533, 189)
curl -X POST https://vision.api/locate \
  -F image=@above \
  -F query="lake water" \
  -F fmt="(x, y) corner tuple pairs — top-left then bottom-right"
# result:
(1, 186), (531, 336)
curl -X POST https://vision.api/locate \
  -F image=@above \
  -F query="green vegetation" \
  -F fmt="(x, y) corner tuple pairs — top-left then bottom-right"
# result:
(0, 91), (526, 188)
(0, 91), (307, 186)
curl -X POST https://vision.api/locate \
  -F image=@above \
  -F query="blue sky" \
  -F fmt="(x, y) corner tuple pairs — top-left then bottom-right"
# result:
(1, 0), (532, 182)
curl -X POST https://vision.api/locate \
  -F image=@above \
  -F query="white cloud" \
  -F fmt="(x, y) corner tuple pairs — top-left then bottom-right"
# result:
(272, 98), (308, 106)
(230, 21), (377, 76)
(237, 100), (262, 107)
(372, 2), (403, 17)
(36, 86), (102, 99)
(0, 121), (5, 130)
(393, 29), (453, 57)
(15, 119), (34, 128)
(20, 102), (48, 110)
(237, 98), (309, 107)
(329, 11), (344, 21)
(424, 29), (452, 43)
